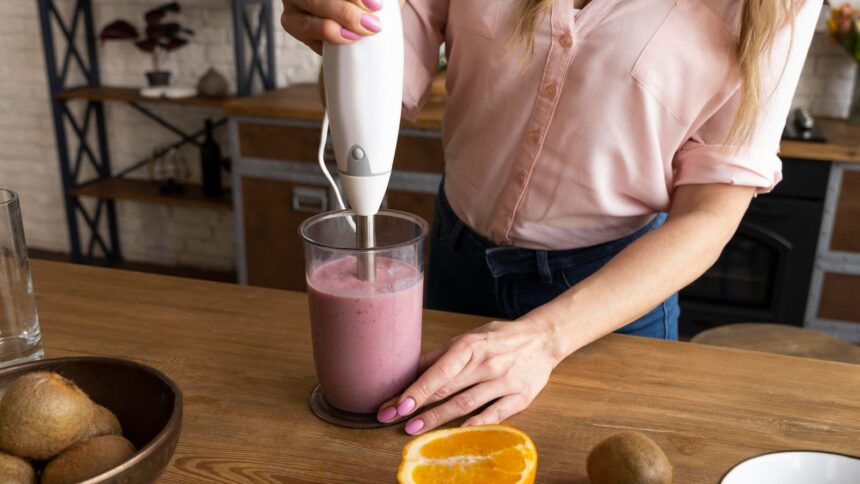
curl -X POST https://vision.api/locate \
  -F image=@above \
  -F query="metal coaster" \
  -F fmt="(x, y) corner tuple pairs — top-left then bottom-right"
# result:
(308, 385), (408, 429)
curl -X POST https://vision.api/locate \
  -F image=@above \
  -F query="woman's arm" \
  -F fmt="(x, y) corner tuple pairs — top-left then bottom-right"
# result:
(535, 183), (755, 360)
(381, 182), (755, 434)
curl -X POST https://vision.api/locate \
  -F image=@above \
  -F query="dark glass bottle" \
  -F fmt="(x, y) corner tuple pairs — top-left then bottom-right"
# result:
(200, 119), (222, 198)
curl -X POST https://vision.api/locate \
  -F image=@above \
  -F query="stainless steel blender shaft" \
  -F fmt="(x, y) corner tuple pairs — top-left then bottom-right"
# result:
(356, 215), (376, 282)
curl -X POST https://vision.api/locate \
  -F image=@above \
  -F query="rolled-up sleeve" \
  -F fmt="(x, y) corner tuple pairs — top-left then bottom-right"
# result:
(674, 0), (821, 193)
(401, 0), (447, 122)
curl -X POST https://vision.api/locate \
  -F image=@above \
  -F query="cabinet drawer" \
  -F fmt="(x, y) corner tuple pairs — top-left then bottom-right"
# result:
(238, 122), (321, 161)
(830, 169), (860, 253)
(818, 271), (860, 323)
(242, 176), (331, 291)
(394, 135), (444, 174)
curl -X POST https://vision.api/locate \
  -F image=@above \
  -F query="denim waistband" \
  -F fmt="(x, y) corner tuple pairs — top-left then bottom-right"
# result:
(436, 185), (666, 281)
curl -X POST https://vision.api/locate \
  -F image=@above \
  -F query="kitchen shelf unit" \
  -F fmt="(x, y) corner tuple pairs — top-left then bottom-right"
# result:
(36, 0), (276, 265)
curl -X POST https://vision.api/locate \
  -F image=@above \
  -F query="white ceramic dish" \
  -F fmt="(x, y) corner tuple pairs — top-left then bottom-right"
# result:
(163, 86), (197, 99)
(139, 86), (197, 99)
(722, 451), (860, 484)
(140, 87), (164, 98)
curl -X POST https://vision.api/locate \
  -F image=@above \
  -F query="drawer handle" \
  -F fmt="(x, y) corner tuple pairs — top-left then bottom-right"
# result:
(292, 186), (328, 213)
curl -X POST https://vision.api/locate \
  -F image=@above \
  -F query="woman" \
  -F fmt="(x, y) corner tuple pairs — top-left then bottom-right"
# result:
(282, 0), (820, 435)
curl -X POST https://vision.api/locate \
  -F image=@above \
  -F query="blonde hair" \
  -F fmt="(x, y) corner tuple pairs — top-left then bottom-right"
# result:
(513, 0), (795, 145)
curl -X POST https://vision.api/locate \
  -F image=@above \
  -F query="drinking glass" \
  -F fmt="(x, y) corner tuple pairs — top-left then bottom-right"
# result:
(301, 210), (428, 414)
(0, 189), (43, 367)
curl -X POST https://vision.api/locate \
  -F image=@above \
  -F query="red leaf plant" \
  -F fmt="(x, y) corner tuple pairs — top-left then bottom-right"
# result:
(99, 2), (194, 72)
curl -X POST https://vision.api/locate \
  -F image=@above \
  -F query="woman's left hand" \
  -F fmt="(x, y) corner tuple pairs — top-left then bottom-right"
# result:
(377, 318), (561, 435)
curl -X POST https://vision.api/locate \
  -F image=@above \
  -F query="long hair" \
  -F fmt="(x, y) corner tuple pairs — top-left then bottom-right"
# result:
(513, 0), (796, 145)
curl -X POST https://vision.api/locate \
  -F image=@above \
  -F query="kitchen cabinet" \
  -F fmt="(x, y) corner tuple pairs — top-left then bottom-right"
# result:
(806, 162), (860, 341)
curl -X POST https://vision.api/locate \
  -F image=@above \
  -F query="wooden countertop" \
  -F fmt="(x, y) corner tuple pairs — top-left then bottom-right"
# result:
(781, 118), (860, 164)
(226, 85), (860, 164)
(32, 260), (860, 483)
(224, 84), (446, 131)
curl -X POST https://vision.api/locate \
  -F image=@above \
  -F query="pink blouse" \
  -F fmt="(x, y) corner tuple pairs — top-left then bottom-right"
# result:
(400, 0), (821, 249)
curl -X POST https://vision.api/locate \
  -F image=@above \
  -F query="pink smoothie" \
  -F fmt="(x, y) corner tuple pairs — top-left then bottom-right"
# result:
(307, 256), (423, 414)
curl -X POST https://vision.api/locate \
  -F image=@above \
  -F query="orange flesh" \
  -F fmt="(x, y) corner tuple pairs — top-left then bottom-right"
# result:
(399, 426), (537, 484)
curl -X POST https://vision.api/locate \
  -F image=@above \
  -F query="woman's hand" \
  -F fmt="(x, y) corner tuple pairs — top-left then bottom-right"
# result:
(281, 0), (384, 54)
(377, 318), (562, 435)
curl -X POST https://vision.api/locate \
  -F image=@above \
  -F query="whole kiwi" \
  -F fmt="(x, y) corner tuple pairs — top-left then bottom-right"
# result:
(81, 404), (122, 440)
(0, 451), (35, 484)
(41, 435), (136, 484)
(0, 372), (95, 460)
(586, 431), (673, 484)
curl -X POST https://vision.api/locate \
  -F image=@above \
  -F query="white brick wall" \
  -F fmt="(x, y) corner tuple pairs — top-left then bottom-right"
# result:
(791, 5), (860, 117)
(0, 2), (857, 271)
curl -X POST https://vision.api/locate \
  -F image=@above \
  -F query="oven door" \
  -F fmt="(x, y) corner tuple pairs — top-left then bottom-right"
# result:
(680, 197), (823, 336)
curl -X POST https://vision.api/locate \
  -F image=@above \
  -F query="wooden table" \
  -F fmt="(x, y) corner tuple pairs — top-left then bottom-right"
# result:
(32, 261), (860, 483)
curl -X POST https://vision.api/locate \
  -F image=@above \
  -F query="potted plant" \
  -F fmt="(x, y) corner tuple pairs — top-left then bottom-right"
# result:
(828, 3), (860, 122)
(99, 2), (194, 87)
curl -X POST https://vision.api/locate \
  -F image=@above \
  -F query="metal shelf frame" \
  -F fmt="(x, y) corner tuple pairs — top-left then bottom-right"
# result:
(36, 0), (276, 265)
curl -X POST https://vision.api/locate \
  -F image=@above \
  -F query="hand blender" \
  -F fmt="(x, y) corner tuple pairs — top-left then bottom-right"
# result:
(322, 0), (404, 282)
(304, 4), (425, 423)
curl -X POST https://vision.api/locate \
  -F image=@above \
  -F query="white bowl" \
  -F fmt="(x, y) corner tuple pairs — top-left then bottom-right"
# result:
(722, 451), (860, 484)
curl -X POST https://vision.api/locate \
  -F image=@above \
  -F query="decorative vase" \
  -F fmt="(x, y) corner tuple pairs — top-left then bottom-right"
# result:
(197, 68), (229, 98)
(146, 71), (171, 87)
(850, 66), (860, 124)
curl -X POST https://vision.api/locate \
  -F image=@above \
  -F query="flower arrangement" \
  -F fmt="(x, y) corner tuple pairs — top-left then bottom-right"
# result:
(828, 3), (860, 63)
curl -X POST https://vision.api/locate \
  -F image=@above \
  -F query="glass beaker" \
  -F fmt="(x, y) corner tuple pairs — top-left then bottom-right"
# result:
(300, 210), (428, 414)
(0, 189), (43, 367)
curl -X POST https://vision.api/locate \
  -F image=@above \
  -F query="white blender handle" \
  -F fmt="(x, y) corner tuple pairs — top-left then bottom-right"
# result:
(322, 0), (404, 217)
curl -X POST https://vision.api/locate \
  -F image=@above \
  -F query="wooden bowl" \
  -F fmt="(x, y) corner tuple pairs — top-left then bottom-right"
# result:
(0, 357), (182, 483)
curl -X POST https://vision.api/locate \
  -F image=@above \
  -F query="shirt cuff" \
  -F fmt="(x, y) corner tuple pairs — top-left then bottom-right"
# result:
(402, 39), (433, 123)
(674, 143), (783, 193)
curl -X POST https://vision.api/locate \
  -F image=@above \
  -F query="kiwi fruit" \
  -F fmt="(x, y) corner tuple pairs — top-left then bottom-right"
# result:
(586, 431), (673, 484)
(41, 435), (136, 484)
(81, 404), (122, 440)
(0, 372), (95, 460)
(0, 451), (35, 484)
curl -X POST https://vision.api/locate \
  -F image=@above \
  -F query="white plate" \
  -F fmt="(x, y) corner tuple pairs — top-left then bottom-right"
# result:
(140, 87), (165, 98)
(139, 86), (197, 99)
(722, 451), (860, 484)
(163, 86), (197, 99)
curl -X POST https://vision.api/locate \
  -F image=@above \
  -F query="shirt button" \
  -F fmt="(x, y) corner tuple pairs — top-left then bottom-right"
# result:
(543, 83), (558, 98)
(528, 129), (540, 144)
(515, 170), (527, 186)
(560, 33), (573, 48)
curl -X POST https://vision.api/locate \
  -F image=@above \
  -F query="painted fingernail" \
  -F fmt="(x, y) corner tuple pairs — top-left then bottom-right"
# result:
(405, 419), (425, 435)
(377, 406), (397, 423)
(341, 27), (361, 41)
(363, 0), (383, 11)
(397, 397), (416, 415)
(360, 14), (382, 33)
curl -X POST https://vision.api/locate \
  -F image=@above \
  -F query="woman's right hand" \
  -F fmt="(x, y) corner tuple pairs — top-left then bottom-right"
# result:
(281, 0), (384, 55)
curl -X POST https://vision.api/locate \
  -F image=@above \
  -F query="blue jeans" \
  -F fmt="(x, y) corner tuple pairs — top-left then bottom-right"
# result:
(426, 186), (679, 340)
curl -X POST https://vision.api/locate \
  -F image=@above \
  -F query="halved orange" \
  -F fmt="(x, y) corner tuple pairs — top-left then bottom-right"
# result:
(397, 425), (538, 484)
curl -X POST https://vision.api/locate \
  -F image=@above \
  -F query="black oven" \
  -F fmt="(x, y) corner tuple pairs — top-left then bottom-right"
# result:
(679, 158), (831, 337)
